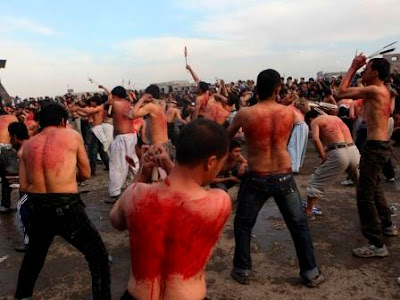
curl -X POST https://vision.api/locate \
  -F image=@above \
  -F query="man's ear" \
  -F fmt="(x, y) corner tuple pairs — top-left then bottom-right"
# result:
(204, 155), (218, 171)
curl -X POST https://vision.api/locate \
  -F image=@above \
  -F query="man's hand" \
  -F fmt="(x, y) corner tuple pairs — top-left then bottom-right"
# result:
(186, 64), (191, 70)
(229, 176), (240, 183)
(98, 85), (104, 89)
(238, 163), (247, 176)
(351, 54), (367, 70)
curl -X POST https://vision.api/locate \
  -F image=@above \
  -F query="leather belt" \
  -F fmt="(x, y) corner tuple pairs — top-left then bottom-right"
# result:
(326, 142), (354, 152)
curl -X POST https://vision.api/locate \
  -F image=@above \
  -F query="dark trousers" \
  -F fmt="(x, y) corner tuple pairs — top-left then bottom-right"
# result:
(357, 141), (393, 247)
(15, 195), (111, 300)
(382, 158), (395, 180)
(0, 146), (18, 208)
(89, 131), (110, 173)
(233, 173), (318, 281)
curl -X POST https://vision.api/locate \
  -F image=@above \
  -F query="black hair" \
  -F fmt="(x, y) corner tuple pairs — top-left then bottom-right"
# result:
(176, 118), (229, 166)
(369, 58), (391, 81)
(304, 109), (321, 125)
(39, 103), (68, 128)
(257, 69), (281, 101)
(230, 139), (241, 151)
(145, 84), (160, 99)
(8, 122), (29, 140)
(111, 86), (127, 99)
(199, 81), (209, 93)
(90, 95), (103, 106)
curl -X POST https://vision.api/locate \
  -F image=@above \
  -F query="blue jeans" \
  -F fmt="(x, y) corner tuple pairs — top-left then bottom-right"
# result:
(233, 172), (319, 281)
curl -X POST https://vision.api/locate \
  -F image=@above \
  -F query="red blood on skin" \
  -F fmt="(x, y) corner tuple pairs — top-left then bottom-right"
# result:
(244, 108), (293, 151)
(127, 187), (230, 283)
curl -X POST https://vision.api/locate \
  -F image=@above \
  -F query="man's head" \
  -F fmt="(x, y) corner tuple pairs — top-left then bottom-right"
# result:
(145, 84), (160, 99)
(90, 95), (103, 107)
(39, 103), (68, 129)
(257, 69), (281, 101)
(111, 86), (127, 100)
(362, 58), (390, 85)
(176, 119), (229, 185)
(8, 122), (29, 150)
(199, 81), (209, 94)
(304, 109), (321, 126)
(229, 139), (242, 160)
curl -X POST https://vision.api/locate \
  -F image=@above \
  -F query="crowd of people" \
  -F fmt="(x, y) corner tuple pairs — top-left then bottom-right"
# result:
(0, 55), (400, 299)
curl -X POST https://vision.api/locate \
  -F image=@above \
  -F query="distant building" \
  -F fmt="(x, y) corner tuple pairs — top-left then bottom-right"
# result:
(151, 80), (194, 93)
(316, 71), (346, 81)
(0, 81), (10, 102)
(382, 53), (400, 72)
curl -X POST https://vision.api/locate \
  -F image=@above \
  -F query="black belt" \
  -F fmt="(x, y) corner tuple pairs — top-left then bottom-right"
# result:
(326, 142), (354, 152)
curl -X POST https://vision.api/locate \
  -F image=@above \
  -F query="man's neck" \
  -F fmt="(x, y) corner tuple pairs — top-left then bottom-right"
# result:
(167, 164), (204, 189)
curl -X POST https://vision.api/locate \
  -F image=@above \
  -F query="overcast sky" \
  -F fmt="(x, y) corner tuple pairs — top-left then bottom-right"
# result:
(0, 0), (399, 98)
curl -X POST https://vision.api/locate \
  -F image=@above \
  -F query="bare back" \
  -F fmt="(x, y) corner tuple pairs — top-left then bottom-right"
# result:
(233, 102), (295, 173)
(92, 105), (105, 126)
(203, 98), (231, 125)
(121, 182), (231, 300)
(21, 127), (87, 193)
(363, 85), (391, 141)
(0, 115), (18, 143)
(113, 100), (134, 135)
(312, 115), (353, 146)
(148, 103), (168, 144)
(166, 107), (179, 123)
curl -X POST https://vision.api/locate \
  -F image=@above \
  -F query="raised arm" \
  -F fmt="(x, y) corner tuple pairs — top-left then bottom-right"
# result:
(127, 94), (153, 119)
(213, 93), (229, 104)
(337, 54), (373, 100)
(186, 65), (200, 86)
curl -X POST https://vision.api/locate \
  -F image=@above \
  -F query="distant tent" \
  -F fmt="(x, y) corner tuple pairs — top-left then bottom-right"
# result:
(0, 81), (10, 101)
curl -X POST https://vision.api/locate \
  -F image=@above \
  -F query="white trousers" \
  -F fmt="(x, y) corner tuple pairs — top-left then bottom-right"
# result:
(109, 133), (139, 197)
(288, 122), (309, 173)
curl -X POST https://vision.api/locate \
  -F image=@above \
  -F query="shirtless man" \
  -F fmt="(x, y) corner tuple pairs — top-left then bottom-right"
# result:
(0, 113), (19, 212)
(110, 119), (232, 300)
(14, 104), (110, 300)
(304, 110), (360, 217)
(186, 65), (210, 119)
(166, 99), (186, 146)
(186, 65), (232, 125)
(228, 69), (324, 287)
(109, 86), (139, 200)
(75, 95), (110, 176)
(281, 93), (309, 174)
(338, 55), (397, 258)
(129, 85), (175, 160)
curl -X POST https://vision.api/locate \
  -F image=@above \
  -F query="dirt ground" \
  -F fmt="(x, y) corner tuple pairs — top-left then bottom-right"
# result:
(1, 139), (400, 300)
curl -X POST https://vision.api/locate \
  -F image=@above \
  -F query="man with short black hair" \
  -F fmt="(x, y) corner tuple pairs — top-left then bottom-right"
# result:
(110, 118), (232, 300)
(338, 55), (397, 258)
(14, 104), (110, 300)
(108, 86), (139, 201)
(229, 69), (324, 287)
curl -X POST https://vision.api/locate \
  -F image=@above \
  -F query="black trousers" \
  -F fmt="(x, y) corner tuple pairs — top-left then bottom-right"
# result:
(357, 141), (393, 247)
(15, 194), (111, 300)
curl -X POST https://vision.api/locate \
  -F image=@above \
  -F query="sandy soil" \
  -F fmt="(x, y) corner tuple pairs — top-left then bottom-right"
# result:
(1, 139), (400, 299)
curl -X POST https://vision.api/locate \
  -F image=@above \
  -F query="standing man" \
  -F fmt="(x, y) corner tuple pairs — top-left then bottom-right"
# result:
(166, 99), (186, 146)
(338, 55), (397, 258)
(228, 69), (324, 287)
(129, 85), (175, 160)
(14, 104), (110, 300)
(109, 86), (139, 201)
(0, 113), (19, 213)
(74, 95), (110, 176)
(110, 119), (232, 300)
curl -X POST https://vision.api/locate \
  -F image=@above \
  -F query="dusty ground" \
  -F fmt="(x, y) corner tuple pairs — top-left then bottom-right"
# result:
(1, 139), (400, 299)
